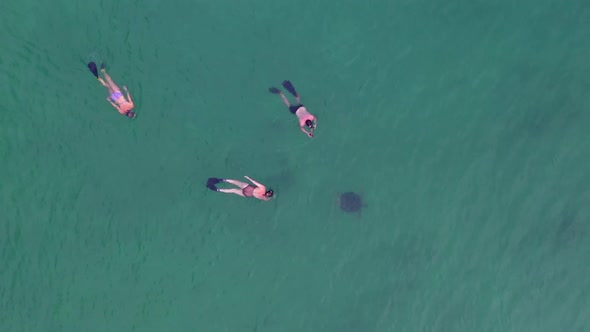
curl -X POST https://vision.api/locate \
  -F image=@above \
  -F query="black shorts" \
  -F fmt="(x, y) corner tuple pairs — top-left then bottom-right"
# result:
(289, 104), (304, 115)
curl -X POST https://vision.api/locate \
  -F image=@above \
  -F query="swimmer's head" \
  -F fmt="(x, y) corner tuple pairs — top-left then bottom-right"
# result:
(305, 119), (315, 129)
(126, 110), (136, 119)
(264, 189), (274, 198)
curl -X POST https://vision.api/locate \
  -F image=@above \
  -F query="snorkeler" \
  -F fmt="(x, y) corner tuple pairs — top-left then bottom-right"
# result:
(87, 62), (136, 119)
(269, 80), (317, 138)
(206, 176), (274, 201)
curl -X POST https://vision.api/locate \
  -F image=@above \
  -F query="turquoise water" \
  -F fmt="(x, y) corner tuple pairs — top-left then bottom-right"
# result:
(2, 0), (590, 331)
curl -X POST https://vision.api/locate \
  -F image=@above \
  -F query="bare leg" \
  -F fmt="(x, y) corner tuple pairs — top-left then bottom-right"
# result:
(224, 179), (249, 189)
(97, 77), (109, 88)
(218, 188), (246, 196)
(101, 68), (121, 92)
(279, 92), (291, 107)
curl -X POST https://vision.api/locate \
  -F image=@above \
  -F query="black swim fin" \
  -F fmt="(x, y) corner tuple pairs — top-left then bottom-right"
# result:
(87, 62), (99, 78)
(269, 87), (281, 94)
(282, 80), (298, 97)
(206, 177), (223, 191)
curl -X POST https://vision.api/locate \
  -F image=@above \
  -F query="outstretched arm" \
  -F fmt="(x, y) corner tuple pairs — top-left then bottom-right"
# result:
(106, 97), (120, 112)
(309, 117), (318, 135)
(123, 86), (133, 103)
(300, 126), (313, 137)
(279, 92), (290, 107)
(244, 176), (265, 188)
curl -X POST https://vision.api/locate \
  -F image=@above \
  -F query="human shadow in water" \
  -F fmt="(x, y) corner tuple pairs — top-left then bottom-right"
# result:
(224, 146), (296, 192)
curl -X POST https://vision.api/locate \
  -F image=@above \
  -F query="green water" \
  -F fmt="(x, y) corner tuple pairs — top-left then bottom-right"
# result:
(2, 0), (590, 331)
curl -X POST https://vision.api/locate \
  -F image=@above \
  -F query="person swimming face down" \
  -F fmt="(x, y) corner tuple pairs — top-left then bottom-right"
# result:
(126, 110), (136, 119)
(305, 119), (315, 129)
(264, 189), (274, 198)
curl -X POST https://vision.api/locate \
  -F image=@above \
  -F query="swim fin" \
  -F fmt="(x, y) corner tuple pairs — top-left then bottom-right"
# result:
(206, 177), (223, 191)
(269, 87), (281, 94)
(87, 62), (99, 78)
(282, 80), (298, 97)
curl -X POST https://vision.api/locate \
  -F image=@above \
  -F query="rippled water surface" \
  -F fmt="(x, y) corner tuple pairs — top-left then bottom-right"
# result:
(1, 0), (590, 331)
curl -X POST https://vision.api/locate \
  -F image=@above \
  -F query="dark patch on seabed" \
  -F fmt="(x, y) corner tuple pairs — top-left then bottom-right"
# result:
(493, 61), (589, 145)
(554, 200), (587, 249)
(310, 234), (436, 331)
